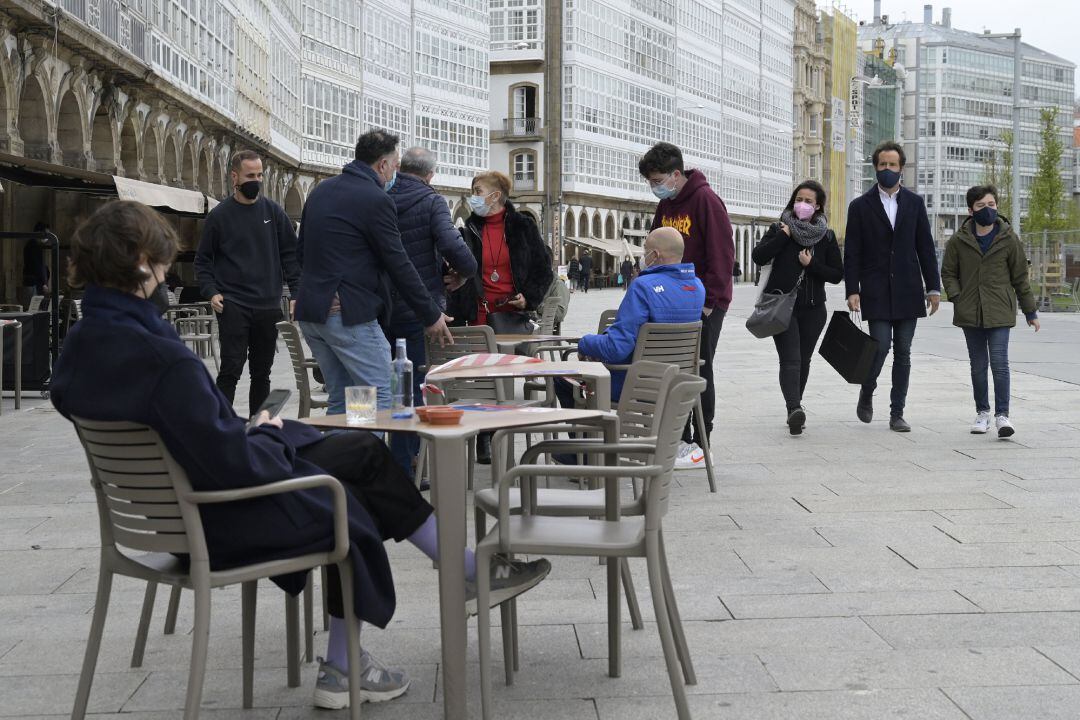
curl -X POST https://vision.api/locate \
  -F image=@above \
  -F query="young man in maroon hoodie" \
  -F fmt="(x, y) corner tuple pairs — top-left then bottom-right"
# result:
(639, 142), (735, 469)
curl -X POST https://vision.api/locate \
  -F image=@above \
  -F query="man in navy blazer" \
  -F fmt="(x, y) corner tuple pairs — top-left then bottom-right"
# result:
(844, 141), (941, 432)
(294, 130), (454, 414)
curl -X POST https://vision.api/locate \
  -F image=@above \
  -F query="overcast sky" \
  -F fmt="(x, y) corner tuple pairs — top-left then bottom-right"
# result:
(838, 1), (1080, 76)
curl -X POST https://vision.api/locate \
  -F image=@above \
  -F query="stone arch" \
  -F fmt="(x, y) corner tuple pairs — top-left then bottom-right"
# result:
(520, 208), (539, 227)
(18, 75), (51, 160)
(56, 89), (85, 166)
(162, 134), (179, 185)
(621, 216), (630, 231)
(577, 211), (589, 238)
(195, 147), (210, 194)
(0, 44), (14, 152)
(181, 139), (197, 189)
(142, 122), (160, 181)
(604, 213), (615, 239)
(118, 114), (137, 177)
(591, 211), (601, 238)
(634, 216), (642, 230)
(285, 184), (303, 221)
(90, 102), (114, 173)
(452, 200), (470, 226)
(563, 209), (574, 238)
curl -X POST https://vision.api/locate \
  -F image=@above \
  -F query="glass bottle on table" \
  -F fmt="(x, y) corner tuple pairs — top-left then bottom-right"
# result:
(390, 338), (414, 419)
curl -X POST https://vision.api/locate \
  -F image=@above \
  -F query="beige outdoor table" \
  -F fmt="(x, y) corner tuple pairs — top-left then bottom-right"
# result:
(303, 406), (620, 719)
(426, 359), (609, 410)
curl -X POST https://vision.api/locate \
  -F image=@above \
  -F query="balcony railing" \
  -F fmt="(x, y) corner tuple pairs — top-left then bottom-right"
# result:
(513, 174), (537, 191)
(503, 117), (542, 136)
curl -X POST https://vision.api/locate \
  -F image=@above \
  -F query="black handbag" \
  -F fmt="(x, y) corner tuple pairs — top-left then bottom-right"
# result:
(818, 310), (880, 384)
(745, 270), (804, 339)
(486, 310), (534, 335)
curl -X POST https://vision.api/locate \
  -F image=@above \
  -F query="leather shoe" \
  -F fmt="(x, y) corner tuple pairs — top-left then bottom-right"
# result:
(857, 389), (873, 423)
(786, 407), (806, 436)
(889, 416), (911, 432)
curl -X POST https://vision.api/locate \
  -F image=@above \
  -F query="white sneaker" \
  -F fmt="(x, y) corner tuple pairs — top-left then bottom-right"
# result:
(995, 415), (1015, 438)
(970, 411), (991, 434)
(674, 441), (706, 470)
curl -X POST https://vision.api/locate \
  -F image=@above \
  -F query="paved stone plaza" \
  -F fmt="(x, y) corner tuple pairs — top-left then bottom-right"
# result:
(2, 284), (1080, 719)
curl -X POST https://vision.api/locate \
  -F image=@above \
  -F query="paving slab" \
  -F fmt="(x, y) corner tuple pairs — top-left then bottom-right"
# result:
(943, 685), (1080, 720)
(864, 611), (1080, 649)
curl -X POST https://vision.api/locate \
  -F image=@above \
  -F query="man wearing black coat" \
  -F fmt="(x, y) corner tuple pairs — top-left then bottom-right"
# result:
(386, 147), (477, 473)
(844, 141), (941, 432)
(578, 250), (593, 292)
(295, 130), (453, 415)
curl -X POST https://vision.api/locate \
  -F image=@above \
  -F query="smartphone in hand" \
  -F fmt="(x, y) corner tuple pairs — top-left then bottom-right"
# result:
(245, 389), (292, 431)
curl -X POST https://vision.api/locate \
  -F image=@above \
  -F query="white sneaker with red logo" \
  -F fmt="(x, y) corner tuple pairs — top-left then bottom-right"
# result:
(674, 441), (706, 470)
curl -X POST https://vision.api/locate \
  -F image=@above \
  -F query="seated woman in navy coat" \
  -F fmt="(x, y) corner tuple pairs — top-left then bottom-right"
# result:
(50, 201), (549, 710)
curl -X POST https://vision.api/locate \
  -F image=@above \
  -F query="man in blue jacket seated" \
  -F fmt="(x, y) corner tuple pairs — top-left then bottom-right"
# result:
(555, 226), (705, 411)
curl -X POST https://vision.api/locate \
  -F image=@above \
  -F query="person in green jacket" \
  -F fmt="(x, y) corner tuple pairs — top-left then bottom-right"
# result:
(941, 185), (1040, 438)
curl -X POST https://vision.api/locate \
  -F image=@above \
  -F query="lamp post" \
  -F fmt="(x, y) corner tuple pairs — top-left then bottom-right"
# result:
(982, 29), (1023, 228)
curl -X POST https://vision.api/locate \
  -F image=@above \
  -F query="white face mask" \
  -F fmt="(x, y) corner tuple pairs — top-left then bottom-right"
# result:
(643, 250), (659, 268)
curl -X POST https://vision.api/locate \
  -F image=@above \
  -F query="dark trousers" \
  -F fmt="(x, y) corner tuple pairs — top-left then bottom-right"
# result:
(215, 303), (282, 417)
(864, 318), (918, 419)
(578, 272), (591, 292)
(386, 322), (426, 475)
(683, 308), (725, 445)
(298, 431), (433, 618)
(962, 326), (1011, 416)
(772, 304), (828, 412)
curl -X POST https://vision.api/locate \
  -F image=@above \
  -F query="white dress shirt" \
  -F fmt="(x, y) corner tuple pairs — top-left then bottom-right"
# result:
(878, 185), (899, 229)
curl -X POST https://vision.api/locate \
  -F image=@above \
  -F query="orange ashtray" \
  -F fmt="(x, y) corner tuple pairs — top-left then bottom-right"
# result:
(425, 407), (464, 425)
(416, 405), (449, 422)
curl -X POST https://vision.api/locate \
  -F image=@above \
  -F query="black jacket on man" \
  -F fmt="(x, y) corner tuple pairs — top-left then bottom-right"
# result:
(752, 224), (844, 308)
(294, 161), (441, 328)
(446, 201), (553, 324)
(387, 173), (477, 331)
(843, 185), (941, 321)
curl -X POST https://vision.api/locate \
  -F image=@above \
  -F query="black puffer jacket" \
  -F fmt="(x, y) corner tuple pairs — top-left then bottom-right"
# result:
(751, 223), (844, 308)
(447, 201), (553, 324)
(387, 174), (477, 330)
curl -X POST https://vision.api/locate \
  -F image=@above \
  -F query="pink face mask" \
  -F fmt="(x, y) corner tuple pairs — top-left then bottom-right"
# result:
(793, 201), (816, 221)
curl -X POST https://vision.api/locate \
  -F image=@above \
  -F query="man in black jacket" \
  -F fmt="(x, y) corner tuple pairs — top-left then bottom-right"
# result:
(195, 150), (299, 416)
(387, 147), (477, 473)
(578, 250), (593, 292)
(844, 141), (941, 432)
(295, 130), (453, 415)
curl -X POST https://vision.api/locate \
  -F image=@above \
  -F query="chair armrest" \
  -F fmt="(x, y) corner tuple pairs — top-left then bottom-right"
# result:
(604, 363), (631, 371)
(185, 475), (350, 561)
(518, 440), (656, 465)
(529, 344), (579, 360)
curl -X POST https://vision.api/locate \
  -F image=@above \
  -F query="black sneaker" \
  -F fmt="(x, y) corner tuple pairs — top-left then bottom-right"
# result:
(465, 556), (551, 615)
(787, 407), (806, 435)
(889, 416), (911, 432)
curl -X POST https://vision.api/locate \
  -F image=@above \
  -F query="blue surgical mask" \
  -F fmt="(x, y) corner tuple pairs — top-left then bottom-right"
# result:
(651, 174), (678, 200)
(468, 193), (493, 217)
(384, 170), (397, 193)
(973, 207), (998, 227)
(876, 168), (901, 189)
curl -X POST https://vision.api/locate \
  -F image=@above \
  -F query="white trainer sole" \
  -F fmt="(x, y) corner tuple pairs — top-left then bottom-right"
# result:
(313, 678), (410, 709)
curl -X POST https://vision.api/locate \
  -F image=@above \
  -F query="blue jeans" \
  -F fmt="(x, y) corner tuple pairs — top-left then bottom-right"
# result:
(387, 322), (426, 474)
(864, 318), (917, 419)
(962, 327), (1011, 416)
(299, 316), (391, 415)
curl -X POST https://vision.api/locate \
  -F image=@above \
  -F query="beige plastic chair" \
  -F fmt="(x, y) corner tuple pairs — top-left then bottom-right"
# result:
(276, 320), (329, 418)
(474, 375), (704, 720)
(536, 300), (559, 335)
(597, 308), (618, 333)
(70, 417), (364, 720)
(607, 322), (717, 493)
(175, 313), (220, 372)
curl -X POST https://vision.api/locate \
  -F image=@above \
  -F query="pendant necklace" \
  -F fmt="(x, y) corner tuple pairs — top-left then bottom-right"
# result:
(488, 233), (505, 283)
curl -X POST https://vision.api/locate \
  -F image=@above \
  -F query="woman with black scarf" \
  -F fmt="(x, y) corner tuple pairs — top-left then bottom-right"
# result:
(752, 180), (844, 435)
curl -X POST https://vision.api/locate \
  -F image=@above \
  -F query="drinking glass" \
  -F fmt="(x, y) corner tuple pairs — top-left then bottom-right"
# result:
(345, 386), (377, 425)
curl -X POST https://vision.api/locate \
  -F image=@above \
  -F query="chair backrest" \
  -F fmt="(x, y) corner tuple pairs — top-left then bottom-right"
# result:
(424, 325), (508, 402)
(537, 301), (558, 335)
(616, 360), (678, 441)
(73, 417), (202, 558)
(276, 320), (316, 411)
(630, 321), (703, 376)
(27, 296), (44, 313)
(597, 309), (618, 333)
(643, 374), (705, 530)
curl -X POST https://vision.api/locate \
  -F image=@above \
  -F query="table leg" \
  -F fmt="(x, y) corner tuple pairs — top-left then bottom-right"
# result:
(588, 372), (611, 412)
(429, 435), (469, 720)
(14, 323), (21, 410)
(603, 414), (621, 678)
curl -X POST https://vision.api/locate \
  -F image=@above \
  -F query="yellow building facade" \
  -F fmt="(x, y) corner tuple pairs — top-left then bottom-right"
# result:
(821, 9), (858, 242)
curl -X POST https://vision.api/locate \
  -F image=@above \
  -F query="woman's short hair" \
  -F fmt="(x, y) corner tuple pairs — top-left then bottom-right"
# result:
(472, 170), (512, 197)
(68, 201), (178, 290)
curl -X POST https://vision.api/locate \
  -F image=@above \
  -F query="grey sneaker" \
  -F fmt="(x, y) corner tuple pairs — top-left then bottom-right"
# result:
(465, 556), (552, 616)
(313, 652), (410, 709)
(889, 416), (911, 433)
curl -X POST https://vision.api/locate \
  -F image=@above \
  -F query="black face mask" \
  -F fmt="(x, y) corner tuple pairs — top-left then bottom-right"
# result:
(238, 180), (261, 200)
(973, 207), (998, 227)
(876, 168), (901, 189)
(148, 281), (171, 315)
